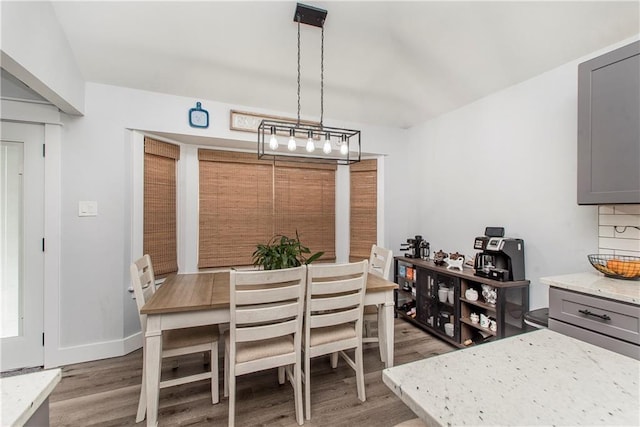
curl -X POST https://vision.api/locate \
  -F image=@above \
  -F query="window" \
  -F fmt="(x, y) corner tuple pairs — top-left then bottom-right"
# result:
(198, 150), (337, 268)
(143, 137), (179, 277)
(350, 159), (377, 261)
(274, 161), (336, 261)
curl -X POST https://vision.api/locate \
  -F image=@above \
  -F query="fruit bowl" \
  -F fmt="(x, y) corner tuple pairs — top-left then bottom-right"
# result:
(588, 254), (640, 280)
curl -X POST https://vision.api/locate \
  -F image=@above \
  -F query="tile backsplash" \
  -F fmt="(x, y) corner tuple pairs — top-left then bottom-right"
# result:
(598, 205), (640, 256)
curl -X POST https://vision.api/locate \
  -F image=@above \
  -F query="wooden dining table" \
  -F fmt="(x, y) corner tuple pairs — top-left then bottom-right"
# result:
(140, 270), (398, 426)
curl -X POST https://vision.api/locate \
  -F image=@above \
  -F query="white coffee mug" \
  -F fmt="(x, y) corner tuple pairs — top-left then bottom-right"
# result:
(490, 320), (497, 332)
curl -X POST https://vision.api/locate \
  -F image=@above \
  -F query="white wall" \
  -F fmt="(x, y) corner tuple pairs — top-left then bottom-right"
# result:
(407, 36), (639, 310)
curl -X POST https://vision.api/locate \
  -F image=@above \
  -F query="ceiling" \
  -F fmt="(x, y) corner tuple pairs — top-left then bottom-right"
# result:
(50, 1), (639, 129)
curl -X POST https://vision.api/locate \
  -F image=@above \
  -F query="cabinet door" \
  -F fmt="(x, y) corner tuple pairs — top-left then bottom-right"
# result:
(416, 268), (434, 325)
(578, 41), (640, 204)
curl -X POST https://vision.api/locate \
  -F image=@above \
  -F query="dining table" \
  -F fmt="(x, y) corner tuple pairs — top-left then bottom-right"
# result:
(140, 270), (398, 426)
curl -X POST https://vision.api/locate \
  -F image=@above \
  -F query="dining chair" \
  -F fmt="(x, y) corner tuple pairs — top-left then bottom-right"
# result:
(224, 266), (306, 427)
(130, 255), (220, 423)
(363, 245), (393, 357)
(303, 260), (368, 420)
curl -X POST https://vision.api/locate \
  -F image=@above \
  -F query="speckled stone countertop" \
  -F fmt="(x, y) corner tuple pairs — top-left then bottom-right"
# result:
(1, 368), (61, 426)
(383, 329), (639, 426)
(540, 272), (640, 304)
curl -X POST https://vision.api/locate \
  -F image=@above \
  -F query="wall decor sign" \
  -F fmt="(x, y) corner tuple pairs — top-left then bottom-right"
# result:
(230, 110), (319, 134)
(189, 102), (209, 128)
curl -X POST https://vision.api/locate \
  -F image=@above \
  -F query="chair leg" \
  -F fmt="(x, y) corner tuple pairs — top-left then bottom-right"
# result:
(224, 345), (229, 398)
(304, 355), (311, 420)
(330, 352), (339, 369)
(278, 366), (285, 385)
(211, 342), (219, 404)
(228, 371), (236, 427)
(293, 363), (304, 426)
(356, 344), (366, 402)
(136, 351), (147, 423)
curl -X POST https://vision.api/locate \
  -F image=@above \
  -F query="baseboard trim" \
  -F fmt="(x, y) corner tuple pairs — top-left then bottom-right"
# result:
(45, 333), (143, 368)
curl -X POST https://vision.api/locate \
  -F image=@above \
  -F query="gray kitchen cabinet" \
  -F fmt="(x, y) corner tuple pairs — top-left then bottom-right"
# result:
(577, 41), (640, 204)
(549, 286), (640, 360)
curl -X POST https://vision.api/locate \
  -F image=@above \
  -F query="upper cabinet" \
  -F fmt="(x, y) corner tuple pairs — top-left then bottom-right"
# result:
(577, 41), (640, 205)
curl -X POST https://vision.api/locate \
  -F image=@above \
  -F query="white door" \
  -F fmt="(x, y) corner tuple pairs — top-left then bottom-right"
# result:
(1, 121), (44, 371)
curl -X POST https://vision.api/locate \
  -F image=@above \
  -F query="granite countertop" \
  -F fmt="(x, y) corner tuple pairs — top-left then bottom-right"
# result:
(0, 368), (61, 426)
(540, 272), (640, 304)
(383, 329), (639, 426)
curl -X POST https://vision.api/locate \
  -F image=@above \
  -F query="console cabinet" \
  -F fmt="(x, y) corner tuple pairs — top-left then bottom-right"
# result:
(395, 257), (530, 347)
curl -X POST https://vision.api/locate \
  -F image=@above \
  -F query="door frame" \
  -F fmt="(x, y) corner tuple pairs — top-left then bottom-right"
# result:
(1, 99), (62, 368)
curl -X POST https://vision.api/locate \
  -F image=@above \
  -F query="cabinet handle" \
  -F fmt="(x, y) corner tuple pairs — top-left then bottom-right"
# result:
(578, 309), (611, 321)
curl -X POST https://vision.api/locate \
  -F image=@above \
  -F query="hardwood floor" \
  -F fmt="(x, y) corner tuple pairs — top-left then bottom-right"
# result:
(50, 319), (455, 427)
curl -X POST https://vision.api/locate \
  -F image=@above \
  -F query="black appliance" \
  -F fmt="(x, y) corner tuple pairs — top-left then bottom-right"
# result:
(474, 237), (525, 281)
(401, 235), (430, 259)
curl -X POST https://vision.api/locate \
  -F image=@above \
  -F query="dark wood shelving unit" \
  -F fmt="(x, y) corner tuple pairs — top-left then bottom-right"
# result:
(394, 256), (530, 348)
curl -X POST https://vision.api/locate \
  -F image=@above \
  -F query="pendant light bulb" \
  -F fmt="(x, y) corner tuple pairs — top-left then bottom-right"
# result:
(306, 131), (315, 153)
(287, 130), (297, 151)
(269, 127), (279, 150)
(322, 133), (332, 154)
(340, 135), (349, 155)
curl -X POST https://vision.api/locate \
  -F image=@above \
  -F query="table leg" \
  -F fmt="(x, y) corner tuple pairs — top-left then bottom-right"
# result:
(382, 300), (395, 368)
(145, 315), (162, 427)
(377, 304), (387, 364)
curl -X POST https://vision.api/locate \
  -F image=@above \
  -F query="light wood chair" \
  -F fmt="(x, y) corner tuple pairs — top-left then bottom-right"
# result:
(224, 266), (306, 427)
(303, 260), (368, 420)
(130, 255), (220, 423)
(363, 245), (393, 359)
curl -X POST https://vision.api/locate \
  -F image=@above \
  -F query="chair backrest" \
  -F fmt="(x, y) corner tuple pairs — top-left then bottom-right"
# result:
(229, 266), (307, 356)
(369, 245), (393, 279)
(130, 254), (156, 331)
(305, 260), (368, 336)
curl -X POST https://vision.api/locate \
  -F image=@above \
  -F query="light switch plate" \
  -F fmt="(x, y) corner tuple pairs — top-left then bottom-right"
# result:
(78, 201), (98, 217)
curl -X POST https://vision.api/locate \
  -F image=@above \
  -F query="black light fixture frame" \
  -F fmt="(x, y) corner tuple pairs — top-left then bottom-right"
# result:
(257, 3), (361, 165)
(258, 119), (361, 165)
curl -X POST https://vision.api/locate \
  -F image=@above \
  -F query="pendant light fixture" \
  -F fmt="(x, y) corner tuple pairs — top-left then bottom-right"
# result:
(258, 3), (361, 165)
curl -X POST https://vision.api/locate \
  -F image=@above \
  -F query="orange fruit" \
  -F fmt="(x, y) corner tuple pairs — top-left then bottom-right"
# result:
(607, 259), (640, 277)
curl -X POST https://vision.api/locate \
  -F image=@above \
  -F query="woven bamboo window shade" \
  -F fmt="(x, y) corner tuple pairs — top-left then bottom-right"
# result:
(274, 161), (336, 262)
(144, 137), (180, 277)
(198, 150), (274, 268)
(349, 159), (377, 261)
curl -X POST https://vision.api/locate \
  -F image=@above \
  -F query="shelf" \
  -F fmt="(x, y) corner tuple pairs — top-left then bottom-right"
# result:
(396, 312), (463, 348)
(460, 298), (496, 312)
(436, 300), (455, 308)
(460, 317), (497, 336)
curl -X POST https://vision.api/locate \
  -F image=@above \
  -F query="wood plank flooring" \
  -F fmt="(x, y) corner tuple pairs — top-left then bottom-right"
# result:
(50, 319), (455, 427)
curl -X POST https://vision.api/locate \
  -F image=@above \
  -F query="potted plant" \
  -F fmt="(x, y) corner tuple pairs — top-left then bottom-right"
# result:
(252, 231), (324, 270)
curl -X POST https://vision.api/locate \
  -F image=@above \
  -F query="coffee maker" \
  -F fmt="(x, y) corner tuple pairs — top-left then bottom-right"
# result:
(474, 236), (525, 281)
(401, 235), (430, 260)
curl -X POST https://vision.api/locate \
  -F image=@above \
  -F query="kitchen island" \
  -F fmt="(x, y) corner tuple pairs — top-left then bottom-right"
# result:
(382, 329), (639, 426)
(1, 368), (62, 426)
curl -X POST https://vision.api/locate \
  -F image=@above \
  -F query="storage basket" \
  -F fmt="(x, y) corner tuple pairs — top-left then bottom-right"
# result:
(587, 254), (640, 280)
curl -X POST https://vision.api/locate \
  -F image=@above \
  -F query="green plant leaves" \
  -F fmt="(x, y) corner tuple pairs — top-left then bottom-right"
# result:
(252, 232), (324, 270)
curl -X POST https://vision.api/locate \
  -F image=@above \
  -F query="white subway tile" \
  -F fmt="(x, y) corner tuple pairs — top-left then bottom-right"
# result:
(613, 205), (640, 215)
(599, 214), (640, 227)
(612, 226), (640, 239)
(599, 205), (615, 215)
(599, 226), (615, 237)
(599, 237), (640, 252)
(613, 250), (640, 257)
